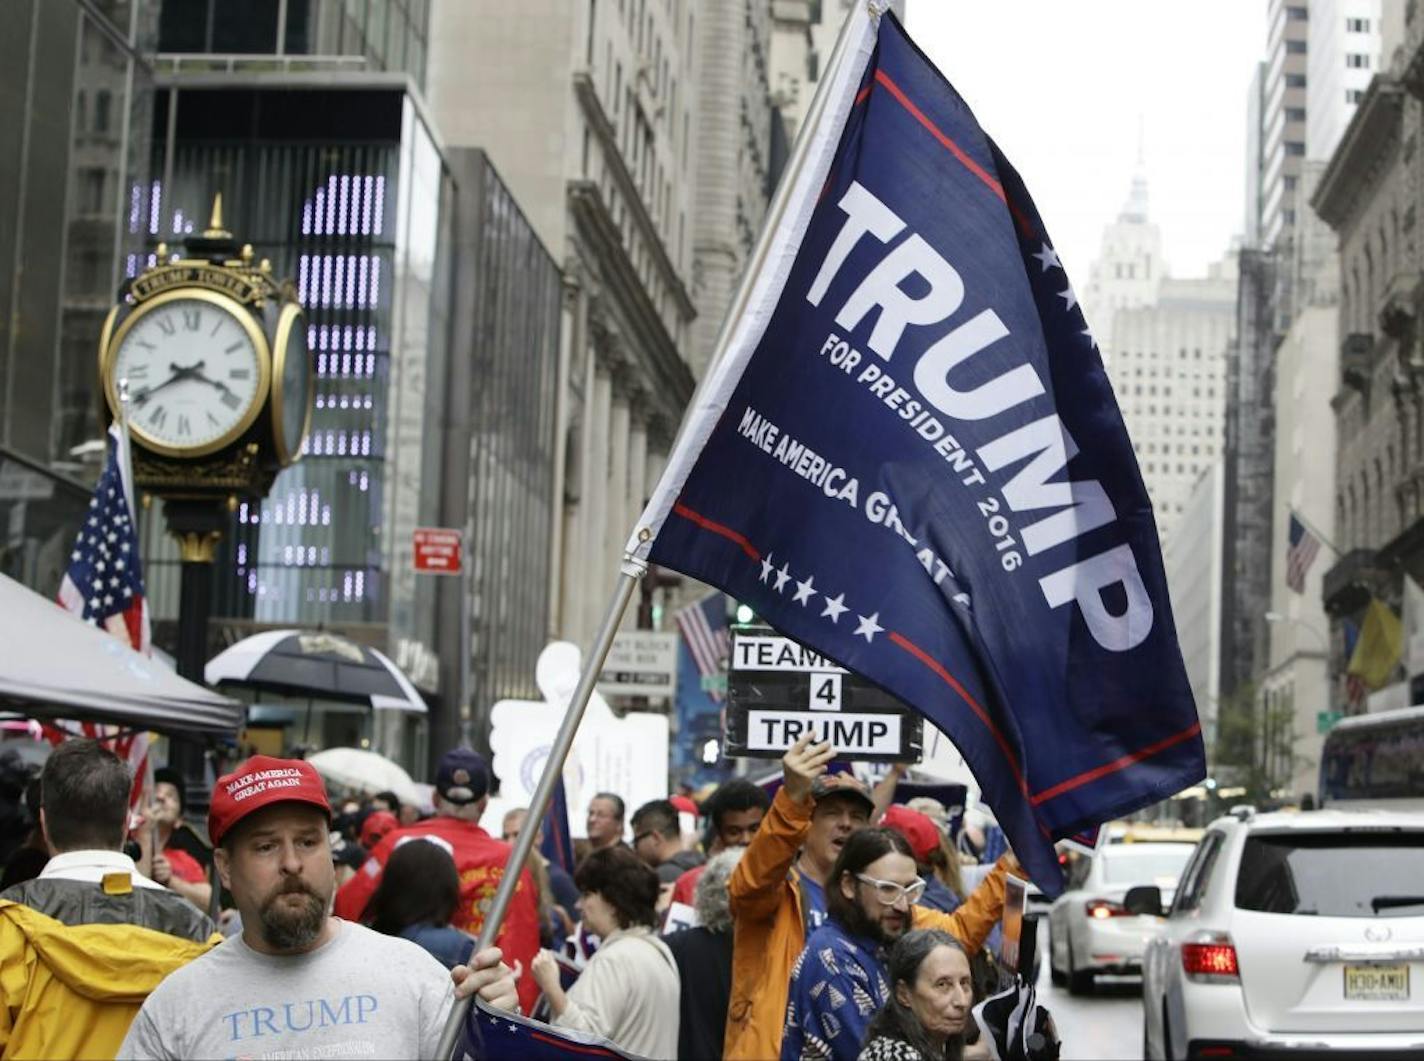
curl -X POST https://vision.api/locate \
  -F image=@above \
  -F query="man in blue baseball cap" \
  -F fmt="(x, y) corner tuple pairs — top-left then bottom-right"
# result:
(335, 747), (543, 1012)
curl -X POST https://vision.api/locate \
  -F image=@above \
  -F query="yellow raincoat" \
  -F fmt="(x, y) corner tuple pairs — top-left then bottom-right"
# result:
(0, 899), (219, 1060)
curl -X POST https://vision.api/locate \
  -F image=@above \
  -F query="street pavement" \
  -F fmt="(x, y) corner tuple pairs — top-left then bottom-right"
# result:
(1031, 920), (1145, 1060)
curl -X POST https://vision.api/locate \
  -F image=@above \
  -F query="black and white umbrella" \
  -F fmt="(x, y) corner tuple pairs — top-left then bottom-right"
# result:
(205, 629), (428, 713)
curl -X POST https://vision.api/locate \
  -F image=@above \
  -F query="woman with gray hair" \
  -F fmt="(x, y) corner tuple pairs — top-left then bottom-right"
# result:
(664, 845), (744, 1060)
(859, 929), (973, 1061)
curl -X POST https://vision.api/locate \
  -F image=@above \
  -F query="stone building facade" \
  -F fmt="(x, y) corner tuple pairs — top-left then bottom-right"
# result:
(690, 0), (776, 377)
(1313, 4), (1424, 713)
(427, 0), (699, 648)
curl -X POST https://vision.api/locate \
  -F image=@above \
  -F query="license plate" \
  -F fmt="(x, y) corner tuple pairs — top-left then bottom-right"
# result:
(1344, 963), (1410, 1001)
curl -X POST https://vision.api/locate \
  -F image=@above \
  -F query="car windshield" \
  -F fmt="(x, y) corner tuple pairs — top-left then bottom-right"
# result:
(1100, 846), (1193, 886)
(1235, 831), (1424, 917)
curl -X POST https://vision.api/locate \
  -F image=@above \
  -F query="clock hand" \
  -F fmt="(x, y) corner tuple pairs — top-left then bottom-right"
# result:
(131, 361), (205, 405)
(186, 365), (236, 395)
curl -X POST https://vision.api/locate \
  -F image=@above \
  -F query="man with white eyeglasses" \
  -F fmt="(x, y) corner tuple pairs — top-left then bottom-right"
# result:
(780, 825), (972, 1061)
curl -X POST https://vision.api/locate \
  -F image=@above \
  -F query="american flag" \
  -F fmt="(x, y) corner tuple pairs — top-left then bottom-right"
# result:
(53, 422), (152, 809)
(674, 593), (730, 701)
(1285, 511), (1321, 594)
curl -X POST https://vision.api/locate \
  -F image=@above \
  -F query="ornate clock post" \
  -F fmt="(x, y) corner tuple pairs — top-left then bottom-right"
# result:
(98, 196), (312, 804)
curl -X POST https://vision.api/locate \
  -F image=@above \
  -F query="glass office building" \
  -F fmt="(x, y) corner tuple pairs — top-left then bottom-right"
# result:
(1, 1), (563, 773)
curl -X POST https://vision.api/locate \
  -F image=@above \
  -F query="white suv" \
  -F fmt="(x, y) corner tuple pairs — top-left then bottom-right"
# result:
(1138, 807), (1424, 1059)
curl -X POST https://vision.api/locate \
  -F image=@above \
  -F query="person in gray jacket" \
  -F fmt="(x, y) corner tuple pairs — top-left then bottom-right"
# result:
(0, 739), (215, 943)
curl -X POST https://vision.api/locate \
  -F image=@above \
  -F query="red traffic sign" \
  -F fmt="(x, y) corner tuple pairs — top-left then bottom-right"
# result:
(413, 527), (463, 574)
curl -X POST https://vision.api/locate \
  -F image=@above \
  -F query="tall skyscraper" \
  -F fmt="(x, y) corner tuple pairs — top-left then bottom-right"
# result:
(1081, 167), (1166, 364)
(1, 1), (568, 775)
(1108, 257), (1238, 547)
(1307, 0), (1383, 160)
(1260, 0), (1309, 252)
(426, 0), (700, 649)
(689, 0), (778, 377)
(1088, 173), (1236, 547)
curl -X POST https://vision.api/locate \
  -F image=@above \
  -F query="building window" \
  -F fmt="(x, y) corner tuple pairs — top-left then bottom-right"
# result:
(1347, 17), (1371, 32)
(1347, 53), (1371, 68)
(1285, 107), (1306, 123)
(1286, 39), (1307, 54)
(80, 167), (106, 214)
(1285, 141), (1305, 157)
(1284, 174), (1298, 191)
(1287, 5), (1307, 18)
(1286, 73), (1307, 87)
(1347, 88), (1365, 103)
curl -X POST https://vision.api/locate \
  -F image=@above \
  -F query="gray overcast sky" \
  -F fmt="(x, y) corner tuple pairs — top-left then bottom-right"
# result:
(904, 0), (1266, 288)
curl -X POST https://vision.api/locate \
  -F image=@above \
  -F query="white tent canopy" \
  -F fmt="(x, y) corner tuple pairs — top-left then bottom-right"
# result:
(0, 573), (242, 736)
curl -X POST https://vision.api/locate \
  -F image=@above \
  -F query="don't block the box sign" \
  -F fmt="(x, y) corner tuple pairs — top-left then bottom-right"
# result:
(724, 625), (923, 761)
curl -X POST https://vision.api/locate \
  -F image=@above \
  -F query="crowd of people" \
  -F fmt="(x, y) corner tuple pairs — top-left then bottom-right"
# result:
(0, 731), (1039, 1060)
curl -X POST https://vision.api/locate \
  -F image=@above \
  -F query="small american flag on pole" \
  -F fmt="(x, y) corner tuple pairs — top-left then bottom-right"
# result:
(58, 423), (151, 652)
(53, 422), (153, 810)
(673, 592), (730, 702)
(1285, 511), (1321, 594)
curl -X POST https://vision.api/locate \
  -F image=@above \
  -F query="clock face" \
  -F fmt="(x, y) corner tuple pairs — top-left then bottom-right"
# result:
(274, 304), (312, 463)
(110, 294), (266, 454)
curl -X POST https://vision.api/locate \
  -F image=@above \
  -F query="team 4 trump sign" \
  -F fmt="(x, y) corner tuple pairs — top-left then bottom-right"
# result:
(627, 7), (1203, 896)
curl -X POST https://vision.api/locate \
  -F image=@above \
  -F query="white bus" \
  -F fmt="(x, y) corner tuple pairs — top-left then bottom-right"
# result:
(1319, 704), (1424, 811)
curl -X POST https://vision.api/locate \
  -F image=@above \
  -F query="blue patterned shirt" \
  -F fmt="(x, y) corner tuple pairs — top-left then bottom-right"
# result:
(781, 919), (890, 1061)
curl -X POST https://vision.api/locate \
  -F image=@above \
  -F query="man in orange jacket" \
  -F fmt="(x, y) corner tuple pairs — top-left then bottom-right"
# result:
(724, 736), (1018, 1060)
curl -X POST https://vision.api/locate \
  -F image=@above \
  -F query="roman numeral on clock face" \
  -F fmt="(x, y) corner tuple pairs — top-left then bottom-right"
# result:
(177, 414), (192, 437)
(183, 308), (201, 331)
(156, 318), (176, 337)
(149, 405), (168, 429)
(221, 390), (242, 410)
(230, 368), (250, 380)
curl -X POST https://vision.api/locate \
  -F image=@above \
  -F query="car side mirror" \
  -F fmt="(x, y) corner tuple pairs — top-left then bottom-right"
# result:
(1123, 885), (1164, 917)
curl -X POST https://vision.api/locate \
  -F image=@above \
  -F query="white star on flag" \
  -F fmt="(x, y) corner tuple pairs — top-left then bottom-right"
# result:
(1032, 243), (1061, 272)
(793, 573), (817, 605)
(773, 562), (792, 593)
(821, 593), (848, 623)
(1057, 285), (1077, 312)
(760, 554), (775, 583)
(854, 612), (884, 643)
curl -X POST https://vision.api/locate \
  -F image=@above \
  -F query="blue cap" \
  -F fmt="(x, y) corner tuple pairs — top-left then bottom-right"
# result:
(435, 747), (489, 805)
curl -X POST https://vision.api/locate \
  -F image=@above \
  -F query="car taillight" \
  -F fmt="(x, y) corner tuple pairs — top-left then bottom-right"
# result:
(1085, 898), (1130, 919)
(1182, 940), (1239, 981)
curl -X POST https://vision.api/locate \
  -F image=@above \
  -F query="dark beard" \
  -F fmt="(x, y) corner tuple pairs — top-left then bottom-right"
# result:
(839, 900), (900, 946)
(258, 880), (328, 950)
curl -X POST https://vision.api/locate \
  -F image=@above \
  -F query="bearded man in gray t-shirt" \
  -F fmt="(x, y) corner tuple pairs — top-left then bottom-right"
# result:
(119, 756), (517, 1061)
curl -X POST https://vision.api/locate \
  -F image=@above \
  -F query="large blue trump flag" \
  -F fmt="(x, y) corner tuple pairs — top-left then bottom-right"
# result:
(626, 8), (1202, 895)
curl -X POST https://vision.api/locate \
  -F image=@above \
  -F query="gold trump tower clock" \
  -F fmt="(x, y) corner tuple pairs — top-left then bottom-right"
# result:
(97, 195), (312, 793)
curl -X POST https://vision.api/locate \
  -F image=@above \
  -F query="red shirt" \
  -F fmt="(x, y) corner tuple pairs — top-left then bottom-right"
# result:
(162, 846), (207, 885)
(333, 817), (542, 1011)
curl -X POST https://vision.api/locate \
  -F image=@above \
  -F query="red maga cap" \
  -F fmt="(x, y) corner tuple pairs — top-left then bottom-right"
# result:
(881, 803), (942, 863)
(208, 755), (332, 846)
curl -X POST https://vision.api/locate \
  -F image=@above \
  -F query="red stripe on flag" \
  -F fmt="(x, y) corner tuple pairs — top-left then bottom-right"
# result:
(887, 631), (1029, 798)
(1029, 721), (1202, 807)
(871, 70), (1037, 238)
(671, 502), (761, 560)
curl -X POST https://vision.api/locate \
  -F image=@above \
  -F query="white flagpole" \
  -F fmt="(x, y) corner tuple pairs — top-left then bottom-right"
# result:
(115, 377), (138, 516)
(432, 7), (887, 1055)
(433, 562), (643, 1058)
